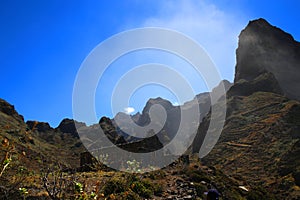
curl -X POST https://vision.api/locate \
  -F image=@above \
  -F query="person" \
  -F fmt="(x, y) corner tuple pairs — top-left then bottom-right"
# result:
(205, 189), (220, 200)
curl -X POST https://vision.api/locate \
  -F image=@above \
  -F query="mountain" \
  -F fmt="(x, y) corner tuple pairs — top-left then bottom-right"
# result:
(97, 80), (232, 153)
(0, 99), (87, 198)
(235, 18), (300, 100)
(0, 98), (24, 124)
(192, 18), (300, 199)
(0, 99), (86, 169)
(1, 18), (300, 199)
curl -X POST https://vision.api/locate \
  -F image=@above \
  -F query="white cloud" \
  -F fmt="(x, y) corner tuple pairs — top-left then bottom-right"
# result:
(141, 0), (246, 82)
(172, 101), (179, 106)
(124, 107), (135, 114)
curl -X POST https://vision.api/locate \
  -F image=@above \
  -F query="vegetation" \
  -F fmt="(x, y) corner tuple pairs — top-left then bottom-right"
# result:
(0, 90), (300, 199)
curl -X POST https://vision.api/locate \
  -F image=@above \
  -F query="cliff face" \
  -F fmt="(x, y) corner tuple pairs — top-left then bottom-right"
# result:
(191, 18), (300, 199)
(235, 18), (300, 100)
(0, 98), (24, 124)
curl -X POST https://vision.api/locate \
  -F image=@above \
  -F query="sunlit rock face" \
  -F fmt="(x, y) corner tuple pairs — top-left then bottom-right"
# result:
(235, 18), (300, 100)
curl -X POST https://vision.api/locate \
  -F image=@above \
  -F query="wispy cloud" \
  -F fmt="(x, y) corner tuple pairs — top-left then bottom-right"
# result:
(124, 107), (135, 114)
(140, 0), (246, 81)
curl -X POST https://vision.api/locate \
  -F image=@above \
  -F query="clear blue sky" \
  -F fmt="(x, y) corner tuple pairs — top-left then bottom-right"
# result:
(1, 0), (299, 127)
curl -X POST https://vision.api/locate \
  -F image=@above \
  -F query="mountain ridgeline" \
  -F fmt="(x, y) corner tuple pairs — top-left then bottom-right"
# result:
(192, 18), (300, 199)
(0, 18), (300, 199)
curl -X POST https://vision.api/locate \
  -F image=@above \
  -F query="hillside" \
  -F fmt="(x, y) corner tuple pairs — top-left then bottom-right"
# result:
(0, 99), (87, 198)
(0, 18), (300, 199)
(192, 18), (300, 199)
(194, 92), (300, 199)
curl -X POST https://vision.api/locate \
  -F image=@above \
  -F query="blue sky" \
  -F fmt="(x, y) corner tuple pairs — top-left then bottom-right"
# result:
(1, 0), (300, 127)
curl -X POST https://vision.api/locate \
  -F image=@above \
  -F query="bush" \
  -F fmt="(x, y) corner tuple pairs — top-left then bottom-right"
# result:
(189, 172), (210, 183)
(147, 170), (166, 180)
(131, 181), (152, 198)
(103, 178), (126, 196)
(152, 182), (164, 196)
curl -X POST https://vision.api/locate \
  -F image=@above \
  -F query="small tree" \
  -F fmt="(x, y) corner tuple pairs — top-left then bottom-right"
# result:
(41, 163), (68, 200)
(0, 137), (24, 199)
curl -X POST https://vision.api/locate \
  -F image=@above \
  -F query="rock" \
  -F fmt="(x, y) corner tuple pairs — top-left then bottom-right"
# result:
(238, 186), (249, 192)
(0, 98), (24, 122)
(183, 195), (193, 199)
(279, 139), (300, 178)
(26, 120), (52, 132)
(211, 79), (233, 101)
(99, 115), (164, 153)
(187, 190), (194, 194)
(28, 136), (35, 145)
(227, 72), (283, 97)
(135, 97), (181, 144)
(235, 18), (300, 100)
(99, 116), (127, 145)
(56, 118), (85, 138)
(79, 151), (98, 172)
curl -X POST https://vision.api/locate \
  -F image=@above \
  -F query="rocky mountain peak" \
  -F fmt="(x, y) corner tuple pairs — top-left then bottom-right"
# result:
(26, 120), (52, 132)
(141, 97), (175, 118)
(0, 98), (24, 122)
(56, 118), (85, 138)
(235, 18), (300, 100)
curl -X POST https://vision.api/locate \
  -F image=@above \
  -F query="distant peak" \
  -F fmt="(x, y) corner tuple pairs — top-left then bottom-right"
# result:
(26, 120), (52, 132)
(59, 118), (74, 124)
(146, 97), (172, 105)
(248, 18), (270, 27)
(148, 97), (165, 102)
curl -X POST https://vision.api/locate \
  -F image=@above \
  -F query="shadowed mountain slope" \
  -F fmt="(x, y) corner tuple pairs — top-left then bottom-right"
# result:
(235, 18), (300, 100)
(192, 18), (300, 199)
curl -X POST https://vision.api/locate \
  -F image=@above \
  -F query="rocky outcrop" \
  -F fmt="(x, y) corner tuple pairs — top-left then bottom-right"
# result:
(97, 80), (232, 152)
(26, 120), (52, 132)
(211, 80), (233, 100)
(56, 118), (85, 138)
(99, 116), (127, 145)
(0, 98), (24, 122)
(235, 18), (300, 100)
(99, 116), (163, 153)
(191, 18), (300, 199)
(79, 151), (98, 172)
(228, 72), (283, 97)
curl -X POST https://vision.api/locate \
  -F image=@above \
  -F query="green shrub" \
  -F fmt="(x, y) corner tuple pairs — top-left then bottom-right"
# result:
(189, 172), (210, 183)
(74, 181), (83, 193)
(131, 181), (153, 198)
(103, 178), (126, 196)
(152, 182), (163, 196)
(148, 170), (166, 180)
